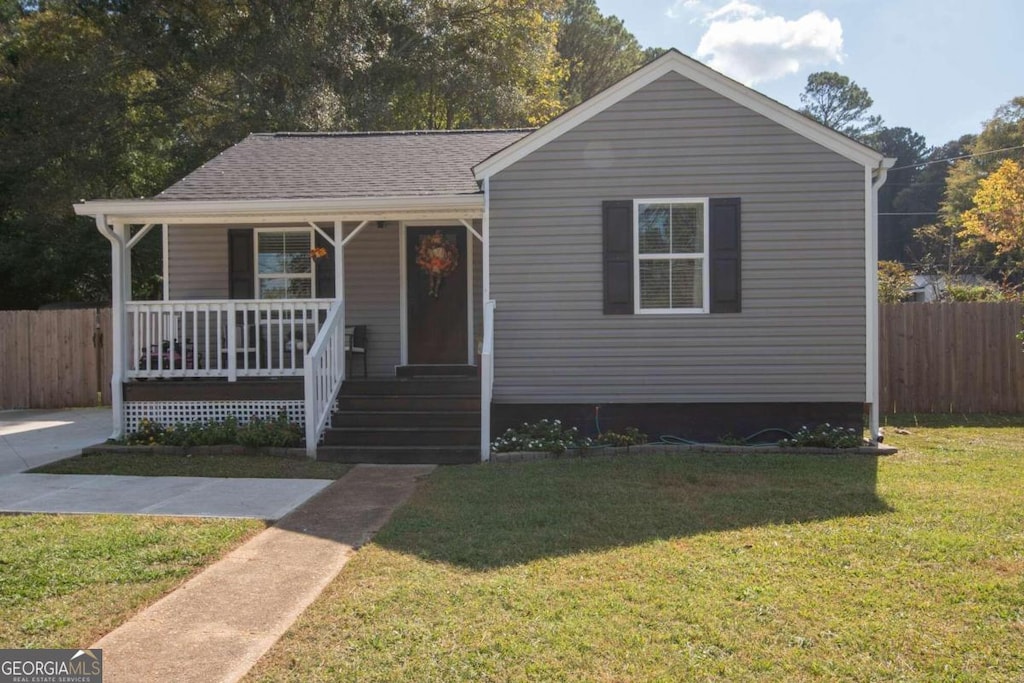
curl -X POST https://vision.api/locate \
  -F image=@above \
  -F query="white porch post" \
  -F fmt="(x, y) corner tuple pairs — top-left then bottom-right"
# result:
(161, 223), (169, 300)
(95, 216), (127, 439)
(335, 219), (345, 384)
(480, 177), (492, 461)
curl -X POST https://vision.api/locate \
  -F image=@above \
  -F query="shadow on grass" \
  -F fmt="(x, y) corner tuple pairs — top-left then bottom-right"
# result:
(372, 452), (893, 570)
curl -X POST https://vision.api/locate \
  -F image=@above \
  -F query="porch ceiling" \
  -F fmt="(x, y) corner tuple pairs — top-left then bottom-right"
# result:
(73, 194), (484, 225)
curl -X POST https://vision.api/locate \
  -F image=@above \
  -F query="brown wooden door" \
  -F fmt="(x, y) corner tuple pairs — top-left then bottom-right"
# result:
(406, 226), (468, 364)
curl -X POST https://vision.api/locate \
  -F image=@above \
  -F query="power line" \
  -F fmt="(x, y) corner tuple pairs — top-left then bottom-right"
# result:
(888, 144), (1024, 172)
(879, 212), (940, 216)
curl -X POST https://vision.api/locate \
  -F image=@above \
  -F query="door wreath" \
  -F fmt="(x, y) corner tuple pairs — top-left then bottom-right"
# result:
(416, 230), (460, 298)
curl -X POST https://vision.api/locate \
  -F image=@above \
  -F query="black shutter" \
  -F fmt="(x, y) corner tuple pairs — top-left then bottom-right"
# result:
(709, 197), (741, 313)
(227, 229), (254, 299)
(314, 231), (335, 299)
(603, 200), (634, 314)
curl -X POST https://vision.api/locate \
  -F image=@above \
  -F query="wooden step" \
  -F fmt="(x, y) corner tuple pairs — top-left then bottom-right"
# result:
(332, 410), (480, 429)
(341, 378), (479, 396)
(396, 364), (477, 378)
(337, 394), (480, 412)
(316, 445), (479, 465)
(325, 427), (479, 447)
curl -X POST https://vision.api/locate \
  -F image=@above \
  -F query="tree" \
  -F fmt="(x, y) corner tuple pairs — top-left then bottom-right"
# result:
(878, 261), (914, 303)
(556, 0), (647, 108)
(865, 126), (928, 261)
(799, 71), (882, 141)
(927, 98), (1024, 285)
(0, 0), (579, 308)
(959, 159), (1024, 262)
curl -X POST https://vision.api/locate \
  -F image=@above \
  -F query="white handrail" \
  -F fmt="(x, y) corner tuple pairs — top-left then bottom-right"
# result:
(480, 299), (496, 461)
(304, 299), (346, 457)
(125, 299), (331, 380)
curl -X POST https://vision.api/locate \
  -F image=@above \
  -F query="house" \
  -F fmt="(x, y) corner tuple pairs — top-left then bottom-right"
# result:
(73, 50), (894, 462)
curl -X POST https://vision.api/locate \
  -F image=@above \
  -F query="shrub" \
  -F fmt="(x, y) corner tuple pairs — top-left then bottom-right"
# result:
(595, 427), (647, 447)
(491, 419), (591, 455)
(878, 261), (914, 303)
(123, 413), (300, 449)
(125, 418), (166, 445)
(160, 417), (238, 448)
(236, 413), (303, 448)
(778, 424), (863, 449)
(944, 282), (1008, 302)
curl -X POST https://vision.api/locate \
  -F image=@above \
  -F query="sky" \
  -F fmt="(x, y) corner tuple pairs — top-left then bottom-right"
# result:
(594, 0), (1024, 148)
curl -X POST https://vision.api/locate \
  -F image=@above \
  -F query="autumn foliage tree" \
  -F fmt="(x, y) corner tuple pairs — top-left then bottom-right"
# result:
(959, 159), (1024, 272)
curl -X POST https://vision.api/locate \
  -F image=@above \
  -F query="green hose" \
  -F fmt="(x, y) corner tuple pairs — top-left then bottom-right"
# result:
(594, 406), (795, 448)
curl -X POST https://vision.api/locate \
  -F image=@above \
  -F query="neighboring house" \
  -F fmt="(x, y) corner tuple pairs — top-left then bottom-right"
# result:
(74, 50), (894, 462)
(907, 273), (994, 302)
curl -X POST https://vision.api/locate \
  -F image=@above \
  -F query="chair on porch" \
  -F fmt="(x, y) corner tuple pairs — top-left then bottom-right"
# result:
(345, 325), (368, 378)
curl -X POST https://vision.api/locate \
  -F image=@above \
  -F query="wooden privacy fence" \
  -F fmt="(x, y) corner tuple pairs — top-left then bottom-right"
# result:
(2, 304), (1023, 413)
(880, 302), (1024, 414)
(0, 308), (112, 410)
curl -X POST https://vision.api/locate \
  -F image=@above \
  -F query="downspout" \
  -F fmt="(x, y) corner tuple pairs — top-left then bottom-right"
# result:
(480, 176), (492, 461)
(868, 159), (893, 444)
(94, 215), (126, 439)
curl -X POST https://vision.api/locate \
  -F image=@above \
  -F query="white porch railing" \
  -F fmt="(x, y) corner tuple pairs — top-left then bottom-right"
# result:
(480, 299), (495, 461)
(304, 299), (346, 457)
(126, 299), (332, 380)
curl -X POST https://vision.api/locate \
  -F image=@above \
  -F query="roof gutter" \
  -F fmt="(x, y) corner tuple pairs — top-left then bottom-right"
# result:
(74, 194), (484, 223)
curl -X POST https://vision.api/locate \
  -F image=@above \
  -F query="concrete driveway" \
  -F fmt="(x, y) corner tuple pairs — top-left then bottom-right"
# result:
(0, 406), (111, 475)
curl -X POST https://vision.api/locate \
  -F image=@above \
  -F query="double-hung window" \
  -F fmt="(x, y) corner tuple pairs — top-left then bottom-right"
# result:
(255, 228), (314, 299)
(634, 198), (709, 313)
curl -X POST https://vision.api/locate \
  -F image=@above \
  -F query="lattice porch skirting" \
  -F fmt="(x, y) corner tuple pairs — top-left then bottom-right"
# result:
(124, 400), (305, 433)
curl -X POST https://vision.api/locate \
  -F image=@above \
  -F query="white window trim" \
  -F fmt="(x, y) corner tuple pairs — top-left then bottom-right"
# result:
(633, 198), (710, 315)
(254, 227), (316, 300)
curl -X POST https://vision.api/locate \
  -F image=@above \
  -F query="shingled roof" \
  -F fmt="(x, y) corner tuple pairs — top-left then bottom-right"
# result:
(156, 129), (532, 201)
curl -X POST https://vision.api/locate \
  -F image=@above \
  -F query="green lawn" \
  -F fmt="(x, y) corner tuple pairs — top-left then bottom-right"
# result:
(0, 514), (263, 649)
(247, 414), (1024, 682)
(33, 452), (352, 479)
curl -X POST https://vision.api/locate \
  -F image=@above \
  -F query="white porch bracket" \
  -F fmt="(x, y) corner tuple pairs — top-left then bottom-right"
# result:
(126, 223), (156, 250)
(340, 220), (371, 248)
(460, 219), (483, 242)
(309, 221), (335, 247)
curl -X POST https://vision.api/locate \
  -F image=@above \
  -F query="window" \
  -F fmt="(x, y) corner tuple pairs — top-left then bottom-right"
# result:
(634, 199), (709, 313)
(255, 229), (313, 299)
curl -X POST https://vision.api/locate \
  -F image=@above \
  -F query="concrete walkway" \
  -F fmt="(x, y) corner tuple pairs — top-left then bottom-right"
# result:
(0, 407), (111, 475)
(0, 473), (332, 520)
(92, 464), (435, 683)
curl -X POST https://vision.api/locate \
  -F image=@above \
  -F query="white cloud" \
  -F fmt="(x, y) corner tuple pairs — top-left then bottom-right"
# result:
(669, 1), (844, 85)
(665, 0), (706, 20)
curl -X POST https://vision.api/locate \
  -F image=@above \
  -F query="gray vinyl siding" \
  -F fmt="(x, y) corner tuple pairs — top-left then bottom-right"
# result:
(488, 71), (868, 404)
(342, 224), (401, 376)
(167, 224), (230, 299)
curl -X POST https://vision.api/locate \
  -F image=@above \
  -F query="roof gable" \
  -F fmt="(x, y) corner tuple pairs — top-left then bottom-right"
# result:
(473, 49), (885, 180)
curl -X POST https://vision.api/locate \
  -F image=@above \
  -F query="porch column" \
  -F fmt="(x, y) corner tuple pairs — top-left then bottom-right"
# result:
(480, 177), (492, 461)
(95, 216), (127, 439)
(334, 220), (346, 380)
(162, 223), (169, 300)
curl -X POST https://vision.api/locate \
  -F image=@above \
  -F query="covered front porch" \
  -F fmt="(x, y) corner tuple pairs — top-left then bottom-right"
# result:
(74, 195), (496, 459)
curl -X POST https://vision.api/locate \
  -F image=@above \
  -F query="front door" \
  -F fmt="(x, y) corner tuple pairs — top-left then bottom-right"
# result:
(406, 226), (468, 364)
